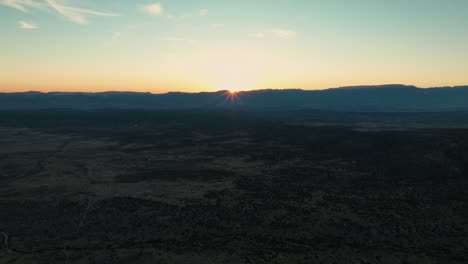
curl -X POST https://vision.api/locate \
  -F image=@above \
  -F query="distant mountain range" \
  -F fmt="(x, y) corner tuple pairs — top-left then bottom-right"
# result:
(2, 85), (468, 111)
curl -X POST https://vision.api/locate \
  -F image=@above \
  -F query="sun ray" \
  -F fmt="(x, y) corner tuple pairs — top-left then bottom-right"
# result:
(224, 90), (241, 104)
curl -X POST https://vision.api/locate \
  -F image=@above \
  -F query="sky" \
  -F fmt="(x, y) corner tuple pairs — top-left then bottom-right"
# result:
(1, 0), (468, 93)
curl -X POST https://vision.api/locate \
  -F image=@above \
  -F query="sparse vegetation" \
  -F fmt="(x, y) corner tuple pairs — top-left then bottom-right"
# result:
(0, 110), (467, 263)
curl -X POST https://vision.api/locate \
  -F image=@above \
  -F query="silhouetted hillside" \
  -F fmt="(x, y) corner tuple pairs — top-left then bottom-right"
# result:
(2, 85), (468, 111)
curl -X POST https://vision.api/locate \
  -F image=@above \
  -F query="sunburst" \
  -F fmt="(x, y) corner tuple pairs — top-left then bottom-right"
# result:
(225, 90), (240, 103)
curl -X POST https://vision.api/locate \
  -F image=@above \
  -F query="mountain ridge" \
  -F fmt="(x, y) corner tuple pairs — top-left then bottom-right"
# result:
(1, 84), (468, 111)
(6, 84), (467, 95)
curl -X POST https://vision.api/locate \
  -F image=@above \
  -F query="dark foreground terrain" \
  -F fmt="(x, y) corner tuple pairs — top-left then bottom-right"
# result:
(1, 110), (468, 263)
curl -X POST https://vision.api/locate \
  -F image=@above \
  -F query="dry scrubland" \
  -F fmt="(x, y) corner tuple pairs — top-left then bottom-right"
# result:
(0, 110), (467, 263)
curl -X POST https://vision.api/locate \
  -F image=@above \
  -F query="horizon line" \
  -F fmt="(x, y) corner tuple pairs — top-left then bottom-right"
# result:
(2, 84), (468, 95)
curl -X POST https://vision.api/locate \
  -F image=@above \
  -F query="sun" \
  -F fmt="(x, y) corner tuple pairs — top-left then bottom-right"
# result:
(224, 90), (240, 102)
(222, 86), (240, 93)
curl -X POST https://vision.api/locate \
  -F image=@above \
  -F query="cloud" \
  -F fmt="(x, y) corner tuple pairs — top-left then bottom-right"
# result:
(112, 32), (121, 40)
(0, 0), (43, 12)
(166, 13), (192, 21)
(19, 20), (37, 29)
(269, 29), (297, 39)
(211, 23), (224, 29)
(249, 29), (297, 39)
(46, 0), (119, 24)
(199, 9), (208, 16)
(142, 2), (162, 16)
(166, 9), (208, 21)
(164, 37), (197, 45)
(1, 0), (118, 24)
(249, 32), (265, 38)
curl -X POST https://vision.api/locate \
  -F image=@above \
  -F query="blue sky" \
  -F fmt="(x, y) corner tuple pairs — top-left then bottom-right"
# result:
(1, 0), (467, 93)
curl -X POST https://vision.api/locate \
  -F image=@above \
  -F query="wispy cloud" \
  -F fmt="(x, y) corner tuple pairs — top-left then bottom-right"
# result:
(166, 13), (192, 21)
(164, 36), (197, 45)
(1, 0), (118, 24)
(165, 8), (208, 21)
(270, 29), (297, 39)
(46, 0), (118, 24)
(142, 2), (162, 16)
(250, 29), (297, 39)
(0, 0), (43, 12)
(19, 20), (37, 29)
(199, 9), (208, 16)
(249, 32), (265, 38)
(112, 32), (121, 40)
(211, 23), (224, 29)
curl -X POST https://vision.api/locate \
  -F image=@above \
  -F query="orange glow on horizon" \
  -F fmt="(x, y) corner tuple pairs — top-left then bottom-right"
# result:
(224, 90), (241, 103)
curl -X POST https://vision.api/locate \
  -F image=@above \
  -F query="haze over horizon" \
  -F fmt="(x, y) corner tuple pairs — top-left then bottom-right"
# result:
(3, 84), (468, 95)
(1, 0), (468, 93)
